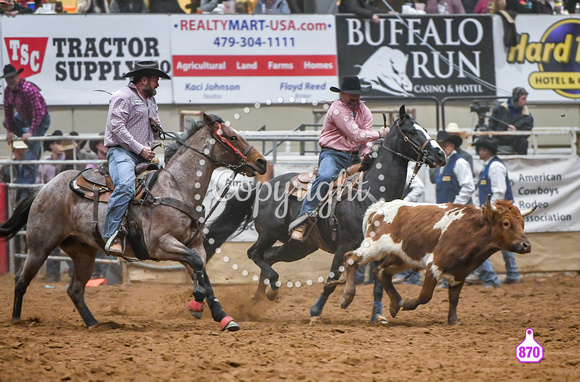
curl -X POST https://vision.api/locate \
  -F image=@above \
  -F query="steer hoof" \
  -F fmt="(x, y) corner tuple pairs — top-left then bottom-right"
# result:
(220, 316), (240, 331)
(265, 284), (279, 301)
(188, 300), (204, 319)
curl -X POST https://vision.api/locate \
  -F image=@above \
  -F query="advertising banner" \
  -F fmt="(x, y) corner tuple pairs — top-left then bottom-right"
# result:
(495, 15), (580, 102)
(334, 15), (496, 101)
(170, 15), (338, 104)
(0, 15), (173, 105)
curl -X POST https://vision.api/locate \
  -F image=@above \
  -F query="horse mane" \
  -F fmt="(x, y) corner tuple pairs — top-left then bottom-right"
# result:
(163, 114), (224, 164)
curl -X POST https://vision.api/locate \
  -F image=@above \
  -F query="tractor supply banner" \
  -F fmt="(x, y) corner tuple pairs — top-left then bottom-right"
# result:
(170, 15), (338, 104)
(0, 15), (173, 105)
(334, 15), (496, 101)
(476, 156), (580, 233)
(495, 15), (580, 102)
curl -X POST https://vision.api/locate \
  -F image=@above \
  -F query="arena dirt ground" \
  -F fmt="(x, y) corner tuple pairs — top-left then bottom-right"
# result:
(0, 270), (579, 381)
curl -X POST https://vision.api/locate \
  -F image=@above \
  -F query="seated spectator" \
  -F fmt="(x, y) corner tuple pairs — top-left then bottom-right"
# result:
(488, 87), (533, 155)
(287, 0), (302, 13)
(0, 141), (27, 184)
(339, 0), (390, 23)
(0, 0), (33, 16)
(109, 0), (147, 13)
(86, 132), (107, 169)
(303, 0), (338, 13)
(425, 0), (465, 13)
(149, 0), (185, 13)
(473, 0), (505, 12)
(505, 0), (552, 13)
(253, 0), (291, 13)
(76, 0), (109, 13)
(462, 0), (478, 12)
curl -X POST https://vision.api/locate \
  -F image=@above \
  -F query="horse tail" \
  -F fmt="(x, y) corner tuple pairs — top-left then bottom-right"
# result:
(204, 185), (257, 260)
(0, 190), (39, 240)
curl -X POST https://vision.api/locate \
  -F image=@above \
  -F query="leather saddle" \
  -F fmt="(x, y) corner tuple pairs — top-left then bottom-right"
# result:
(70, 162), (160, 203)
(286, 163), (364, 200)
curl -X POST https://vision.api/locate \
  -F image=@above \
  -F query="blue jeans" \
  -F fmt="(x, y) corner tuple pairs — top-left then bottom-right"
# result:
(4, 113), (50, 199)
(299, 148), (359, 216)
(103, 146), (145, 239)
(396, 269), (421, 285)
(476, 259), (500, 286)
(502, 250), (520, 281)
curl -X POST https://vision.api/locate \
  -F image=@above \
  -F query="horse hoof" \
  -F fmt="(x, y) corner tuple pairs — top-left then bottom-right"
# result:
(188, 300), (204, 319)
(11, 317), (20, 324)
(220, 316), (240, 331)
(339, 295), (353, 309)
(372, 315), (389, 325)
(309, 316), (321, 325)
(265, 285), (278, 301)
(309, 305), (322, 317)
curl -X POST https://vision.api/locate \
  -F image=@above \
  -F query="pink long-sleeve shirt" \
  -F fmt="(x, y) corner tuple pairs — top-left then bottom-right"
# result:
(318, 99), (379, 155)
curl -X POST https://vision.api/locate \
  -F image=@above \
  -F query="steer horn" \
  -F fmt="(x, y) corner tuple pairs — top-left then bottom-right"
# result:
(485, 195), (497, 212)
(520, 205), (537, 217)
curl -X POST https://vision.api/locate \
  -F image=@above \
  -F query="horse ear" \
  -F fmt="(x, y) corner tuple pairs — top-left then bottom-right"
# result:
(203, 113), (214, 126)
(399, 105), (406, 120)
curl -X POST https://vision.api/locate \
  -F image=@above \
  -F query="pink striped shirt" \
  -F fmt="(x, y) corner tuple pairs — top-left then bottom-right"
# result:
(104, 82), (160, 155)
(3, 79), (49, 135)
(318, 99), (379, 155)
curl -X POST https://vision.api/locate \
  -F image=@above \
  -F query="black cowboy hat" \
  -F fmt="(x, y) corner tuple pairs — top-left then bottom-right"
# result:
(44, 130), (64, 152)
(69, 131), (87, 150)
(89, 131), (105, 154)
(436, 130), (462, 148)
(1, 64), (23, 79)
(330, 76), (371, 95)
(123, 60), (170, 79)
(474, 136), (499, 155)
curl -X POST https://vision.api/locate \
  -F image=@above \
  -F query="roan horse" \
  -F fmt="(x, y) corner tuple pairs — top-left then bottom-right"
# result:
(204, 106), (446, 322)
(0, 114), (267, 331)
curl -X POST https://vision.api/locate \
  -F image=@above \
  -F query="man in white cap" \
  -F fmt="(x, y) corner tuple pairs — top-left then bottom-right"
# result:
(103, 61), (170, 253)
(289, 76), (388, 241)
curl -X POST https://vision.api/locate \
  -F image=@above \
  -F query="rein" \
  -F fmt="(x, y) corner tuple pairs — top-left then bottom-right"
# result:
(152, 118), (253, 174)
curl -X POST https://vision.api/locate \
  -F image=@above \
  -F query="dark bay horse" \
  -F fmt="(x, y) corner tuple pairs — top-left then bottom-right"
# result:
(204, 106), (446, 322)
(0, 114), (267, 331)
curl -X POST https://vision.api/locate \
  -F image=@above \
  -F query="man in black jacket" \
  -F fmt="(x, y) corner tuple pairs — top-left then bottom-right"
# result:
(339, 0), (392, 23)
(488, 87), (534, 155)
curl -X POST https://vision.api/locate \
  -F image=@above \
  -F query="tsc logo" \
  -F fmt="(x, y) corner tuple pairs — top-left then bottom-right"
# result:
(4, 37), (48, 78)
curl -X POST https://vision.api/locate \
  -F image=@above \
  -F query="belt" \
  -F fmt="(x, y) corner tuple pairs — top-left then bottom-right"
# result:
(320, 146), (359, 155)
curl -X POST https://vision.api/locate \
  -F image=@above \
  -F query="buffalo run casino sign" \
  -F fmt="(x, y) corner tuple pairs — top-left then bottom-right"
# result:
(510, 18), (580, 99)
(334, 15), (495, 101)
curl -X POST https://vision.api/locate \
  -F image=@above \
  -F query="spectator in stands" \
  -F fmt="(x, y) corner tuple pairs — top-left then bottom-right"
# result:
(148, 0), (184, 13)
(253, 0), (291, 13)
(339, 0), (390, 23)
(426, 0), (465, 13)
(504, 0), (552, 13)
(76, 0), (109, 13)
(287, 0), (302, 13)
(2, 64), (51, 200)
(0, 141), (27, 184)
(473, 0), (505, 12)
(86, 131), (107, 170)
(462, 0), (478, 12)
(199, 0), (222, 12)
(475, 136), (521, 284)
(303, 0), (338, 13)
(36, 130), (68, 184)
(109, 0), (147, 13)
(488, 87), (533, 155)
(0, 0), (33, 16)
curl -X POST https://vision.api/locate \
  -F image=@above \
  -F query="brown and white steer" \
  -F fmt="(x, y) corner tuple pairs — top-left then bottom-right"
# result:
(340, 198), (535, 325)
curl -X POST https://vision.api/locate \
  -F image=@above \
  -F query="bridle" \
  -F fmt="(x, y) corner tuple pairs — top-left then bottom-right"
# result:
(153, 118), (254, 174)
(381, 114), (434, 195)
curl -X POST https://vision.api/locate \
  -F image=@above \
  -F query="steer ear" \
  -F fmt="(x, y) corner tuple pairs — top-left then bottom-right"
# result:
(520, 205), (537, 217)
